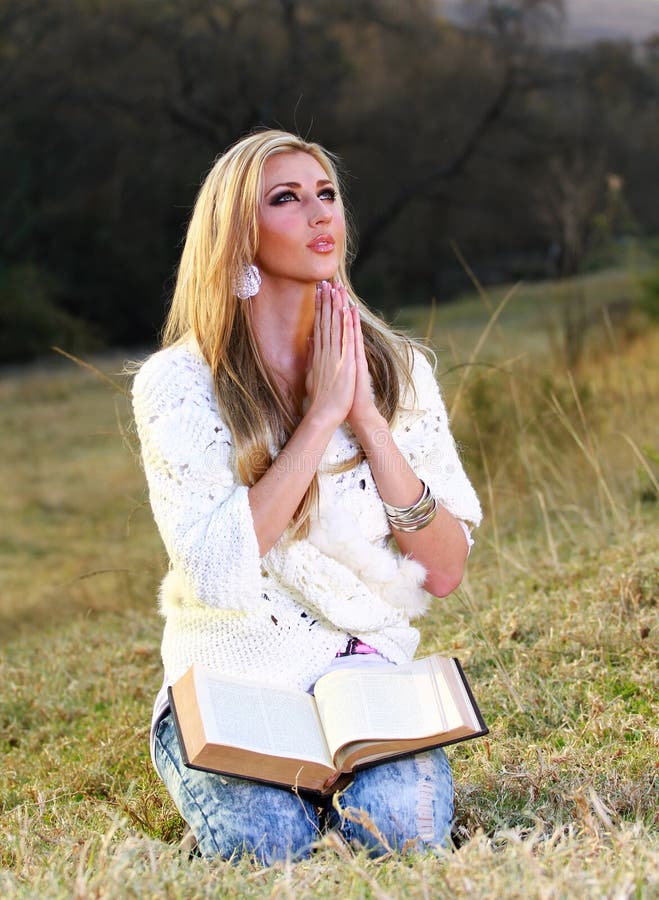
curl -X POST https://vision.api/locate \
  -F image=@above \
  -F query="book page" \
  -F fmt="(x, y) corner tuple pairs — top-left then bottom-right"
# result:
(314, 667), (434, 760)
(314, 656), (470, 761)
(195, 670), (333, 767)
(433, 657), (481, 732)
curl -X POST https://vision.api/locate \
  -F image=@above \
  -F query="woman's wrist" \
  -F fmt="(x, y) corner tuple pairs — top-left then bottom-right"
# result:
(349, 409), (388, 452)
(303, 400), (347, 438)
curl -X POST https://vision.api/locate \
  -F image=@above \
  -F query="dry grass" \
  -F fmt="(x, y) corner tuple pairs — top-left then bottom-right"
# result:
(1, 272), (657, 897)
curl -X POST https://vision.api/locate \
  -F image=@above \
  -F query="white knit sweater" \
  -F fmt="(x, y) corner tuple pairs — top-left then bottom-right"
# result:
(132, 338), (482, 708)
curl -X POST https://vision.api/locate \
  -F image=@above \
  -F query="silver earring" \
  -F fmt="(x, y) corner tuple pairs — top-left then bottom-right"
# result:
(233, 264), (261, 300)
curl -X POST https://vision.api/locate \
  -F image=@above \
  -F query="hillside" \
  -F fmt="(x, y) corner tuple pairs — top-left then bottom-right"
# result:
(438, 0), (659, 44)
(566, 0), (659, 43)
(1, 270), (658, 895)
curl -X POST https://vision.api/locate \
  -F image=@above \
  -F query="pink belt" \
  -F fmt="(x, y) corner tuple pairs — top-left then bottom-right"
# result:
(335, 636), (378, 658)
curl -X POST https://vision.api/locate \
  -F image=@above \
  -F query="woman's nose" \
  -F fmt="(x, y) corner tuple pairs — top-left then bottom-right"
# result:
(309, 198), (331, 225)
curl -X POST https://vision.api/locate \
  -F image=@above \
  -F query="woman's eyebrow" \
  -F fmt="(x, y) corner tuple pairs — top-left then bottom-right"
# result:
(265, 179), (333, 197)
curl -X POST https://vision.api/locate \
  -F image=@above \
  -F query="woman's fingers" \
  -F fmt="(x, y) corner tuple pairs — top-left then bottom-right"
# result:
(314, 284), (322, 350)
(305, 280), (357, 424)
(319, 281), (331, 349)
(343, 291), (379, 432)
(341, 293), (353, 361)
(352, 303), (367, 370)
(317, 280), (350, 358)
(317, 280), (341, 356)
(330, 284), (343, 356)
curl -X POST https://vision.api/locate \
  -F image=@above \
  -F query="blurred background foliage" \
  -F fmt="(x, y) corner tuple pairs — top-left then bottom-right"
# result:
(1, 0), (658, 361)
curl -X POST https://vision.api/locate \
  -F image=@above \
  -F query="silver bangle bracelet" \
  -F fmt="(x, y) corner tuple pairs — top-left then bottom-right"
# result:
(383, 481), (438, 532)
(388, 499), (438, 532)
(382, 482), (430, 518)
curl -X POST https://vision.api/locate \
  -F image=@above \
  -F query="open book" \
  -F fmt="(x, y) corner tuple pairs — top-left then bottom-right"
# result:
(169, 654), (487, 795)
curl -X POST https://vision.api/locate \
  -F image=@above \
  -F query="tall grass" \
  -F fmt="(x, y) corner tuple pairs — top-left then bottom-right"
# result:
(1, 271), (657, 897)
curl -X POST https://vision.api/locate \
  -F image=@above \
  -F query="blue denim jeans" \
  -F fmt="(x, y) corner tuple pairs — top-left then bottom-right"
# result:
(154, 712), (454, 864)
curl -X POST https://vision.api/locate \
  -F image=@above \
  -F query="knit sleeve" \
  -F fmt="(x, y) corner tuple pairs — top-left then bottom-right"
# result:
(131, 345), (262, 610)
(394, 349), (482, 527)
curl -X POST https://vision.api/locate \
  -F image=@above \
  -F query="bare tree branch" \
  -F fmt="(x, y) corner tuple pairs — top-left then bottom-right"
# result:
(354, 63), (516, 271)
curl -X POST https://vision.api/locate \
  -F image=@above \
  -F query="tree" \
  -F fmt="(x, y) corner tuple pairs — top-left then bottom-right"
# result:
(1, 0), (657, 358)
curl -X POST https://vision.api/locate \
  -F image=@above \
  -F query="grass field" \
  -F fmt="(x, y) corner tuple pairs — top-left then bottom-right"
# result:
(1, 269), (657, 897)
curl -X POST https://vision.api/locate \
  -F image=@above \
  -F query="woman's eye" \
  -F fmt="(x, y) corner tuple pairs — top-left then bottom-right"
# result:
(270, 187), (336, 205)
(271, 191), (297, 204)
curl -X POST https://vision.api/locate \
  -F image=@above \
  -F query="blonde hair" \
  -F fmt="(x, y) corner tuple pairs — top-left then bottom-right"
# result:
(162, 129), (418, 537)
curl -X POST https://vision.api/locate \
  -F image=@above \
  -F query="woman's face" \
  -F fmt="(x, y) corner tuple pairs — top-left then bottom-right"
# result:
(255, 151), (345, 287)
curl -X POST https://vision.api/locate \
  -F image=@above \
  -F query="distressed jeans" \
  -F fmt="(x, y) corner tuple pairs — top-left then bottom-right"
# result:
(154, 712), (454, 864)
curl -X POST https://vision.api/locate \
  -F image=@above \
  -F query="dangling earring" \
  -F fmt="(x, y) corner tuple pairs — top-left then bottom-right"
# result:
(233, 264), (261, 300)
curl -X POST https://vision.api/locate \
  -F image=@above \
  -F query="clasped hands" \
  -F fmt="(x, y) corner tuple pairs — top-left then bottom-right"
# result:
(304, 280), (380, 436)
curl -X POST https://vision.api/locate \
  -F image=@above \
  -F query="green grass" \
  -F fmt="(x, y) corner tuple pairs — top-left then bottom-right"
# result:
(394, 265), (646, 362)
(1, 270), (657, 897)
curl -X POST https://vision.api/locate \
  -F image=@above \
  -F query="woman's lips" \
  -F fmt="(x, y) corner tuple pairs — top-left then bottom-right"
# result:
(307, 234), (335, 253)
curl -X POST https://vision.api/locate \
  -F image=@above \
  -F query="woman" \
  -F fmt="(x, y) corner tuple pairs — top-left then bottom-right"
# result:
(132, 129), (481, 863)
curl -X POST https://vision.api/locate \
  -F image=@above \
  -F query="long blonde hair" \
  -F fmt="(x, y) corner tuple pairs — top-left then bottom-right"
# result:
(162, 129), (417, 537)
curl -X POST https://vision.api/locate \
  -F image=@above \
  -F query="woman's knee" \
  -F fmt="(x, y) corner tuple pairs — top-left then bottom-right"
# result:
(193, 777), (321, 864)
(333, 747), (454, 855)
(153, 714), (320, 863)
